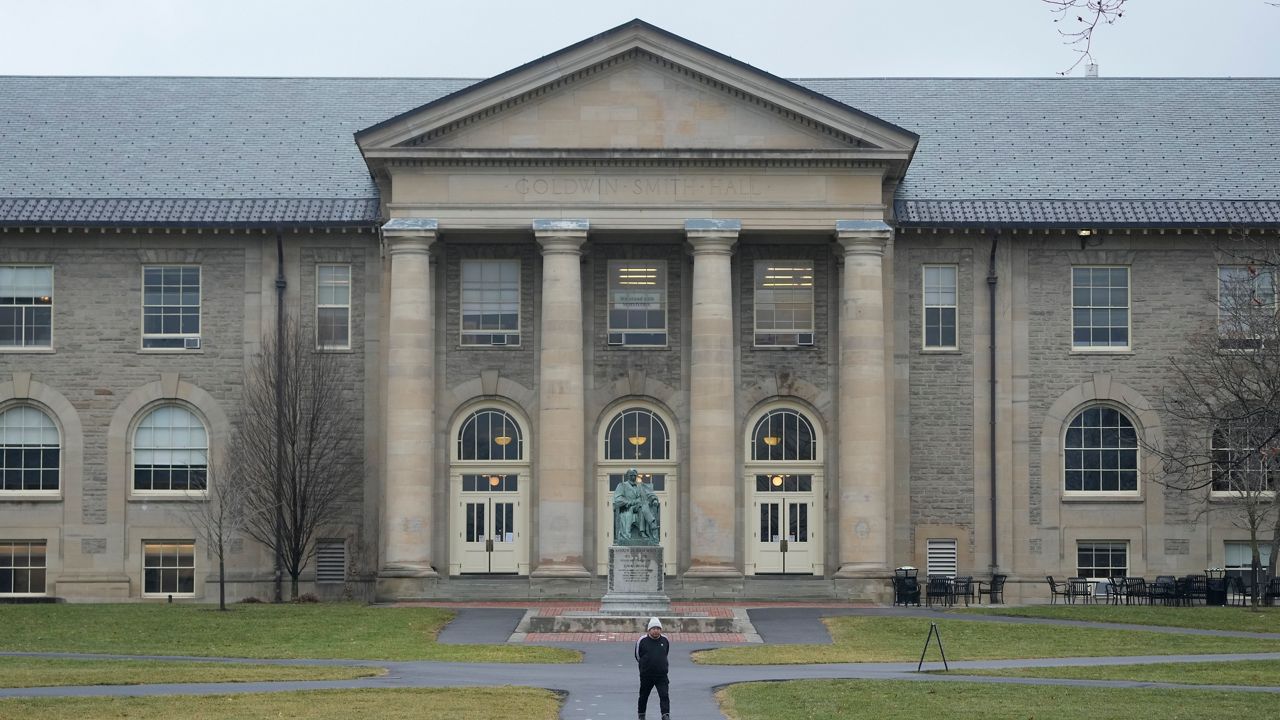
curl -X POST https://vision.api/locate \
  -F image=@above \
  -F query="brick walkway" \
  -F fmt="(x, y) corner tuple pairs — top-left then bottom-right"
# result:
(524, 631), (747, 643)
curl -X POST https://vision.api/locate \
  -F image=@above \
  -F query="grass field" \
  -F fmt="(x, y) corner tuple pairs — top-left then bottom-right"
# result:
(960, 604), (1280, 633)
(946, 659), (1280, 686)
(695, 615), (1280, 664)
(717, 679), (1280, 720)
(0, 687), (563, 720)
(0, 603), (576, 663)
(0, 657), (382, 688)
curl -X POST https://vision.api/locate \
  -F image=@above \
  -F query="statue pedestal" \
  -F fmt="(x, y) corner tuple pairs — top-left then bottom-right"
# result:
(600, 545), (671, 615)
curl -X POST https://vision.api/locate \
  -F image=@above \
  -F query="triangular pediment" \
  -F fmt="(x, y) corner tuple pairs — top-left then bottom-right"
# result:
(357, 20), (917, 173)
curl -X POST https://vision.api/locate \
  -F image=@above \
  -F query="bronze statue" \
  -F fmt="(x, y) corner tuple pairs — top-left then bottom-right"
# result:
(612, 468), (661, 545)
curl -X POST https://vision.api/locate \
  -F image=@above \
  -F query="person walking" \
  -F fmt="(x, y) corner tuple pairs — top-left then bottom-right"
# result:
(634, 616), (671, 720)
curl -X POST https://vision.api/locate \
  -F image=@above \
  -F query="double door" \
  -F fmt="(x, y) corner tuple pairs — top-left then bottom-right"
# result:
(749, 473), (820, 574)
(454, 473), (525, 574)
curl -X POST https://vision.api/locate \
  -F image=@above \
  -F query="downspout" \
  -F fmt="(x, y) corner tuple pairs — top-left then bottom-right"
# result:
(273, 231), (286, 602)
(987, 232), (999, 573)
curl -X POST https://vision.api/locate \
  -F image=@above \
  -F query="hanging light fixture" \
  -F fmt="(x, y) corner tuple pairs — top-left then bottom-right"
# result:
(488, 475), (502, 487)
(494, 434), (512, 447)
(771, 475), (784, 487)
(628, 435), (647, 447)
(763, 435), (781, 446)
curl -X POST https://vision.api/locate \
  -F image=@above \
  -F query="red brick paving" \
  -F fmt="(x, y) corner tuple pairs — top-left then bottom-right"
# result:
(524, 632), (747, 643)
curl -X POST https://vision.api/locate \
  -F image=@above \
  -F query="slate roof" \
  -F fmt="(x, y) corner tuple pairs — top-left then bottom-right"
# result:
(1, 76), (1277, 228)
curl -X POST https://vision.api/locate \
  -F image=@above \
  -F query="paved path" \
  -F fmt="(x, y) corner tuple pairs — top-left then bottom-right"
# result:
(5, 607), (1280, 720)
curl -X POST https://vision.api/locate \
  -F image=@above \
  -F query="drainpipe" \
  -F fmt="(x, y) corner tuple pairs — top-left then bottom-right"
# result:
(987, 233), (999, 573)
(273, 231), (286, 602)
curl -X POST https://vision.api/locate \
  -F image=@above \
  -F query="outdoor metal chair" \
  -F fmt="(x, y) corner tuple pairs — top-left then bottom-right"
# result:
(925, 575), (953, 608)
(1123, 577), (1147, 605)
(1150, 576), (1178, 606)
(1107, 576), (1127, 605)
(1046, 576), (1070, 604)
(1266, 577), (1280, 606)
(1184, 575), (1207, 605)
(1227, 575), (1249, 607)
(952, 576), (975, 607)
(978, 574), (1007, 605)
(1067, 576), (1092, 604)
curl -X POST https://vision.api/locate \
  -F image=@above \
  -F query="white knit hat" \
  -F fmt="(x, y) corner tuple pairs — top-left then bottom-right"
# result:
(647, 617), (662, 630)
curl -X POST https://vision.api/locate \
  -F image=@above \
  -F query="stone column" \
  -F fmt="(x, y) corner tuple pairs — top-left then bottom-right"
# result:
(379, 219), (439, 583)
(684, 219), (743, 578)
(834, 220), (893, 578)
(531, 219), (591, 578)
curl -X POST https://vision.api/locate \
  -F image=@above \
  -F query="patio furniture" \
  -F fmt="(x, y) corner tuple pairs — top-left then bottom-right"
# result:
(1227, 576), (1249, 607)
(1067, 576), (1093, 604)
(1107, 576), (1128, 605)
(1184, 575), (1207, 605)
(952, 576), (975, 607)
(1123, 577), (1147, 605)
(893, 575), (921, 607)
(926, 575), (953, 608)
(1046, 576), (1070, 604)
(1266, 577), (1280, 606)
(1149, 576), (1178, 606)
(978, 574), (1007, 605)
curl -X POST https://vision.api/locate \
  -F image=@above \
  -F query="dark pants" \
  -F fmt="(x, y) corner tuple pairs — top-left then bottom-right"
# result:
(638, 675), (669, 716)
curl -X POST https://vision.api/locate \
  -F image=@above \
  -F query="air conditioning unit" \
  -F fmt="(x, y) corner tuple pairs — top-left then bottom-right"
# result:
(184, 337), (202, 350)
(797, 333), (814, 346)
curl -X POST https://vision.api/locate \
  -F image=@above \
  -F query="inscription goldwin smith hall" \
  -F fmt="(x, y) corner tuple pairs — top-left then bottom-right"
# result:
(1, 19), (1278, 603)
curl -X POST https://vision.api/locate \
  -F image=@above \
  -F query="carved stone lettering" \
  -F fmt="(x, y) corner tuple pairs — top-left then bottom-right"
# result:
(512, 175), (766, 199)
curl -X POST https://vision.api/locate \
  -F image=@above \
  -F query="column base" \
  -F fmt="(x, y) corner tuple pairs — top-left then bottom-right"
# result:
(379, 562), (439, 578)
(682, 563), (743, 579)
(376, 564), (440, 602)
(833, 563), (890, 579)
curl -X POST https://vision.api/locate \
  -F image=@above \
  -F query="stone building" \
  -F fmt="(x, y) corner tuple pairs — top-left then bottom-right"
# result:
(1, 21), (1277, 602)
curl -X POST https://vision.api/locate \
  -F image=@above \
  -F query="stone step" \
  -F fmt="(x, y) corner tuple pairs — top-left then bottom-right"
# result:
(521, 613), (744, 634)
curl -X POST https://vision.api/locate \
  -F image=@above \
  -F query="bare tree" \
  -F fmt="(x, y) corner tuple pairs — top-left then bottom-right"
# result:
(1043, 0), (1127, 75)
(179, 453), (247, 611)
(1151, 242), (1280, 606)
(235, 315), (360, 600)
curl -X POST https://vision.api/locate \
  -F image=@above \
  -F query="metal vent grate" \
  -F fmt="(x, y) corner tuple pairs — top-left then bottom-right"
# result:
(926, 539), (958, 578)
(316, 540), (346, 583)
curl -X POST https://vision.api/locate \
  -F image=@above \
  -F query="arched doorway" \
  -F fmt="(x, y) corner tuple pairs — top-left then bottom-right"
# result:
(448, 406), (530, 575)
(744, 405), (824, 575)
(596, 405), (678, 575)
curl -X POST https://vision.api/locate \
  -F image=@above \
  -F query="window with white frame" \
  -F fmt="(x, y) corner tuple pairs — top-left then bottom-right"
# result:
(461, 260), (520, 346)
(0, 266), (53, 348)
(133, 406), (208, 493)
(754, 261), (814, 347)
(1224, 541), (1272, 582)
(1217, 266), (1276, 350)
(0, 405), (60, 492)
(926, 539), (958, 577)
(604, 408), (670, 461)
(1077, 541), (1128, 579)
(750, 408), (817, 461)
(142, 265), (201, 349)
(0, 540), (46, 595)
(316, 264), (351, 349)
(457, 408), (523, 461)
(143, 541), (194, 595)
(923, 265), (957, 349)
(1071, 266), (1129, 349)
(1211, 424), (1278, 495)
(1064, 405), (1139, 493)
(607, 261), (667, 346)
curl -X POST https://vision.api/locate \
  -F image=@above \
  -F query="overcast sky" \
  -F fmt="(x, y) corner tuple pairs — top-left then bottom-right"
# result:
(2, 0), (1276, 78)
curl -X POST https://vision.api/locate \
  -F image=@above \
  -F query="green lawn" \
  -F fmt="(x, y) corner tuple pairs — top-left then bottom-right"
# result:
(695, 616), (1280, 664)
(961, 604), (1280, 633)
(950, 659), (1280, 686)
(0, 687), (562, 720)
(0, 604), (577, 663)
(0, 657), (381, 688)
(718, 680), (1280, 720)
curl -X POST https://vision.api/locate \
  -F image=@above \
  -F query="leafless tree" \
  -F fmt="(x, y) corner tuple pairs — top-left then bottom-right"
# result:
(235, 315), (360, 600)
(178, 453), (247, 611)
(1043, 0), (1127, 75)
(1150, 239), (1280, 606)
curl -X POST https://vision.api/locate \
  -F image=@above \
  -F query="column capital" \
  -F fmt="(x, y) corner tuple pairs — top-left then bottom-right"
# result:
(686, 219), (740, 256)
(836, 219), (893, 256)
(382, 218), (438, 255)
(534, 219), (588, 254)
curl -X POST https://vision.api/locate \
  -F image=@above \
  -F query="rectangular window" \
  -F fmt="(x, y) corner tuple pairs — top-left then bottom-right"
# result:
(1077, 541), (1128, 580)
(1211, 425), (1278, 495)
(316, 539), (347, 583)
(0, 266), (53, 348)
(1218, 266), (1276, 350)
(316, 264), (351, 350)
(925, 538), (957, 577)
(0, 540), (46, 595)
(607, 260), (667, 346)
(1224, 541), (1273, 582)
(923, 265), (957, 349)
(142, 266), (201, 349)
(754, 261), (814, 347)
(460, 260), (520, 347)
(143, 541), (195, 596)
(1071, 266), (1129, 349)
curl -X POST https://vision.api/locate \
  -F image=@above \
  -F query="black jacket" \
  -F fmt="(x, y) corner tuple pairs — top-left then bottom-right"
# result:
(634, 634), (670, 678)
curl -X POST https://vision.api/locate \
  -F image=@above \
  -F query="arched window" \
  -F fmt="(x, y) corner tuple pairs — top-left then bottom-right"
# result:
(1064, 405), (1138, 493)
(603, 408), (670, 460)
(133, 406), (208, 492)
(751, 408), (816, 461)
(0, 405), (60, 492)
(1211, 424), (1279, 494)
(457, 408), (523, 461)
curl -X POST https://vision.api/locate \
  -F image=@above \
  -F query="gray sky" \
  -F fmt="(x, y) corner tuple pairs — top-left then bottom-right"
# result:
(2, 0), (1276, 78)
